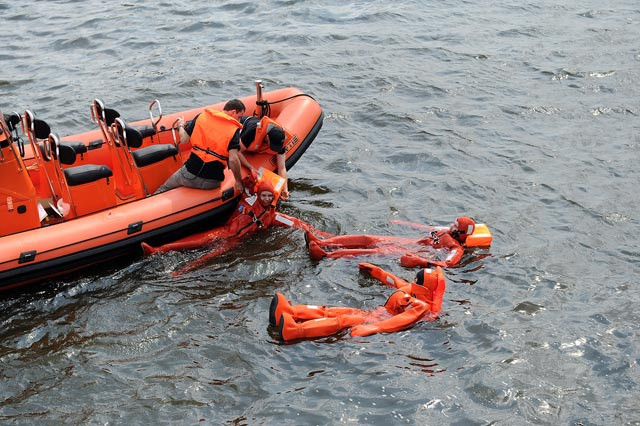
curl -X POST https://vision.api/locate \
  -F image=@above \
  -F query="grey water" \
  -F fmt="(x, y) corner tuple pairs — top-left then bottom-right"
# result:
(1, 1), (639, 424)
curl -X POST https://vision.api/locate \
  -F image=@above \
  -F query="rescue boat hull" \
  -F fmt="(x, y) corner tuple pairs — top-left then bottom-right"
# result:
(0, 88), (323, 291)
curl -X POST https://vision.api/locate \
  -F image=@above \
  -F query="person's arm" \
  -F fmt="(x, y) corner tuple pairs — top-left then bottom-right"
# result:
(177, 118), (190, 144)
(237, 148), (257, 175)
(358, 263), (410, 290)
(272, 212), (333, 237)
(276, 153), (289, 200)
(228, 149), (244, 193)
(400, 246), (463, 268)
(350, 299), (429, 336)
(427, 235), (464, 267)
(178, 114), (198, 145)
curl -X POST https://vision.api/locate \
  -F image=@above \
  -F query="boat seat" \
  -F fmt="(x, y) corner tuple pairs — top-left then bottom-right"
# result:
(57, 143), (82, 165)
(112, 118), (181, 193)
(116, 120), (179, 167)
(88, 140), (104, 150)
(63, 164), (113, 186)
(48, 133), (116, 216)
(132, 144), (179, 167)
(60, 141), (88, 159)
(1, 112), (20, 149)
(43, 133), (112, 187)
(137, 126), (157, 139)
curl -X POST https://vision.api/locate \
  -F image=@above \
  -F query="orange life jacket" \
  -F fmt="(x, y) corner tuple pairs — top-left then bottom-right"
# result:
(226, 197), (277, 238)
(190, 109), (242, 163)
(244, 116), (292, 154)
(226, 167), (288, 237)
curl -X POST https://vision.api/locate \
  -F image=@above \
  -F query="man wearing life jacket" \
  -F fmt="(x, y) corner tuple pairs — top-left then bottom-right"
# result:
(155, 99), (246, 194)
(142, 170), (332, 273)
(305, 216), (476, 268)
(237, 116), (290, 200)
(268, 266), (446, 341)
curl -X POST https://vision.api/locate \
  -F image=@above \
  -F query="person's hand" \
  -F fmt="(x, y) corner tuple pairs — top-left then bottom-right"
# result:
(234, 180), (244, 193)
(280, 189), (290, 201)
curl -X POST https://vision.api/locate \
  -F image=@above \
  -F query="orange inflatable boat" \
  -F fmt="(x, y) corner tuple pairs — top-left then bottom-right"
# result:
(0, 83), (323, 291)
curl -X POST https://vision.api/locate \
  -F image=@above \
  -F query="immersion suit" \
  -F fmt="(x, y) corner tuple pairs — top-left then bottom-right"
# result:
(306, 216), (476, 268)
(141, 172), (331, 273)
(269, 264), (446, 341)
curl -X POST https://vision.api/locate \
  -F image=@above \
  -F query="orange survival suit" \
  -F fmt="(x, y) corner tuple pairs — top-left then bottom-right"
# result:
(269, 264), (446, 341)
(306, 216), (476, 268)
(141, 171), (331, 273)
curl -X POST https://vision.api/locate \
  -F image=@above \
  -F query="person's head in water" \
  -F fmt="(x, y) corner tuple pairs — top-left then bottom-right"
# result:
(450, 216), (475, 243)
(256, 181), (275, 208)
(413, 266), (445, 313)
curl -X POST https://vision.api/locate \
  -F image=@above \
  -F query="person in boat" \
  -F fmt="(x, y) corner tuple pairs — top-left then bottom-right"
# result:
(305, 216), (476, 268)
(142, 171), (331, 273)
(237, 115), (290, 200)
(269, 264), (446, 341)
(155, 99), (246, 194)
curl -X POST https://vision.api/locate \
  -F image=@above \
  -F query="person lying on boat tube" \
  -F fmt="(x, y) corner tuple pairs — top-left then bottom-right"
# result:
(237, 115), (291, 200)
(269, 264), (446, 341)
(305, 216), (476, 268)
(142, 169), (331, 273)
(155, 99), (246, 194)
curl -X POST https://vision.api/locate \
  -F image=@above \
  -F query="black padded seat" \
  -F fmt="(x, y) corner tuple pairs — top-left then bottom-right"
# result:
(63, 164), (113, 186)
(137, 126), (157, 139)
(56, 142), (88, 165)
(60, 141), (87, 154)
(57, 143), (78, 165)
(132, 144), (179, 167)
(88, 140), (104, 150)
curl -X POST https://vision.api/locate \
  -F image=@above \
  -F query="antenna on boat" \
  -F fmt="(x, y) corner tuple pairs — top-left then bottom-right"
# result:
(255, 80), (266, 118)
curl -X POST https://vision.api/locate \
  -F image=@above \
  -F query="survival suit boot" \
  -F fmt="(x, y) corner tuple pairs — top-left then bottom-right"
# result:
(278, 313), (303, 341)
(278, 313), (366, 341)
(269, 293), (294, 327)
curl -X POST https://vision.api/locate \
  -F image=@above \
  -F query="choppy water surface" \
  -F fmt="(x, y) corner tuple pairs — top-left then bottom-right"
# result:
(1, 1), (639, 424)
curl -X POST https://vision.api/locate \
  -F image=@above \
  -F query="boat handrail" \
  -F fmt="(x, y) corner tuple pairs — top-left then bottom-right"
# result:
(148, 99), (162, 143)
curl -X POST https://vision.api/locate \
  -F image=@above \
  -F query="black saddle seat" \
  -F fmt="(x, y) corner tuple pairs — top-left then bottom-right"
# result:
(57, 142), (88, 165)
(137, 126), (156, 139)
(60, 141), (87, 154)
(132, 144), (179, 167)
(64, 164), (113, 186)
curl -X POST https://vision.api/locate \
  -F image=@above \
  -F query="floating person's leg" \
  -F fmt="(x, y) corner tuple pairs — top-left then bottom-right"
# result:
(172, 238), (242, 276)
(277, 312), (366, 341)
(269, 293), (365, 327)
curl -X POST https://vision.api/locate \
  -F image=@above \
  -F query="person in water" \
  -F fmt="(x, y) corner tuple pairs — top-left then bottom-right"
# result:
(142, 171), (331, 273)
(305, 216), (476, 268)
(155, 99), (246, 194)
(269, 264), (446, 341)
(237, 115), (291, 200)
